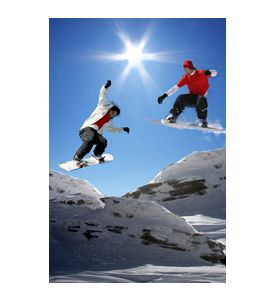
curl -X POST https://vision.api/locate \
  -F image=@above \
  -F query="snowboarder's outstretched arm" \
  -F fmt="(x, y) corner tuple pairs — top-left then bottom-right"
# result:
(157, 84), (182, 104)
(105, 121), (130, 134)
(98, 80), (112, 107)
(157, 75), (188, 104)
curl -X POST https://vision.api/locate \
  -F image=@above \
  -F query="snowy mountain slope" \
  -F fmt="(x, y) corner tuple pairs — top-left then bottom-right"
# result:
(49, 170), (104, 209)
(50, 171), (225, 277)
(184, 215), (226, 246)
(50, 195), (225, 275)
(124, 148), (226, 220)
(50, 149), (226, 282)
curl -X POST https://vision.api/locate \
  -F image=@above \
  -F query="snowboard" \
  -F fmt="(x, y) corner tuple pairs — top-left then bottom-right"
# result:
(146, 119), (226, 134)
(59, 153), (114, 172)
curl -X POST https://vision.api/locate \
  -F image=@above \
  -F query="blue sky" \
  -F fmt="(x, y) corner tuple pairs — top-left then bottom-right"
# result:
(49, 18), (226, 196)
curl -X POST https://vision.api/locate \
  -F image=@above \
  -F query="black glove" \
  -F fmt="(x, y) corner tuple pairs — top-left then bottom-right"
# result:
(123, 127), (130, 134)
(105, 80), (111, 89)
(204, 70), (211, 76)
(157, 93), (167, 104)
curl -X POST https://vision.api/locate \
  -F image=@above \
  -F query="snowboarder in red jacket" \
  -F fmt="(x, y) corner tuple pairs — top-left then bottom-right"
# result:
(157, 60), (218, 127)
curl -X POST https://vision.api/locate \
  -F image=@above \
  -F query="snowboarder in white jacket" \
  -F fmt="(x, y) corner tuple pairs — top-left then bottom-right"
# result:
(73, 80), (130, 163)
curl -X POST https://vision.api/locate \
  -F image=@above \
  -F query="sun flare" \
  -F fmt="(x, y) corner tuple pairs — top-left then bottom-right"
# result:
(89, 28), (175, 90)
(122, 42), (144, 66)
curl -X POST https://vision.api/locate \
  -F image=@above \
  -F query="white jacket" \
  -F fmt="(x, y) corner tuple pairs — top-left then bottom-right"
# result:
(80, 84), (123, 135)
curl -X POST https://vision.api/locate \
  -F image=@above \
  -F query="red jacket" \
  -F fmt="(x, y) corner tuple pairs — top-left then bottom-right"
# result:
(177, 70), (210, 96)
(91, 113), (110, 131)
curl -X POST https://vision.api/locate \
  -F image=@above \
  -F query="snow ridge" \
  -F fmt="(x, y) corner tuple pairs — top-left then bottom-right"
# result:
(124, 148), (226, 219)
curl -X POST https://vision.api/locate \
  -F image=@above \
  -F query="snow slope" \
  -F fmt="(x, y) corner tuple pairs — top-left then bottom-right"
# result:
(124, 148), (226, 219)
(49, 170), (104, 209)
(50, 195), (225, 274)
(50, 264), (225, 283)
(50, 149), (226, 282)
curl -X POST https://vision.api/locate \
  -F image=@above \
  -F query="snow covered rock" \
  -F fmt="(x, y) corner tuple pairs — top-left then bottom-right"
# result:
(50, 169), (225, 276)
(49, 170), (104, 209)
(124, 148), (226, 219)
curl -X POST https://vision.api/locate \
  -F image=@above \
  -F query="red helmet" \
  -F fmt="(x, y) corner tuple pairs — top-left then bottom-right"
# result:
(183, 60), (194, 69)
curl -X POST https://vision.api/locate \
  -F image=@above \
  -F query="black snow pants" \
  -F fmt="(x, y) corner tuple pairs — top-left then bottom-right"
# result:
(74, 127), (107, 159)
(169, 94), (208, 120)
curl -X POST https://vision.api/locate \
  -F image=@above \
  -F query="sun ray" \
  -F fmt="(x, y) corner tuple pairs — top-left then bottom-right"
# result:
(136, 63), (162, 95)
(87, 51), (125, 62)
(114, 63), (133, 95)
(84, 26), (184, 92)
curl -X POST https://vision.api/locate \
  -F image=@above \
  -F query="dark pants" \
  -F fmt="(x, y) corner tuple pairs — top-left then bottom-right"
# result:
(170, 94), (208, 120)
(74, 127), (107, 159)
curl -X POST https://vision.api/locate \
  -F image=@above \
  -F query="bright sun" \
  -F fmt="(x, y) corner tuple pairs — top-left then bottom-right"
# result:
(123, 42), (144, 66)
(91, 30), (170, 87)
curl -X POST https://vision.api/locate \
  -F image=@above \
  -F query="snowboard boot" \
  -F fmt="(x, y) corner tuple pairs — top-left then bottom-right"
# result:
(93, 153), (105, 163)
(73, 155), (86, 167)
(165, 114), (177, 123)
(201, 119), (208, 128)
(73, 154), (82, 161)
